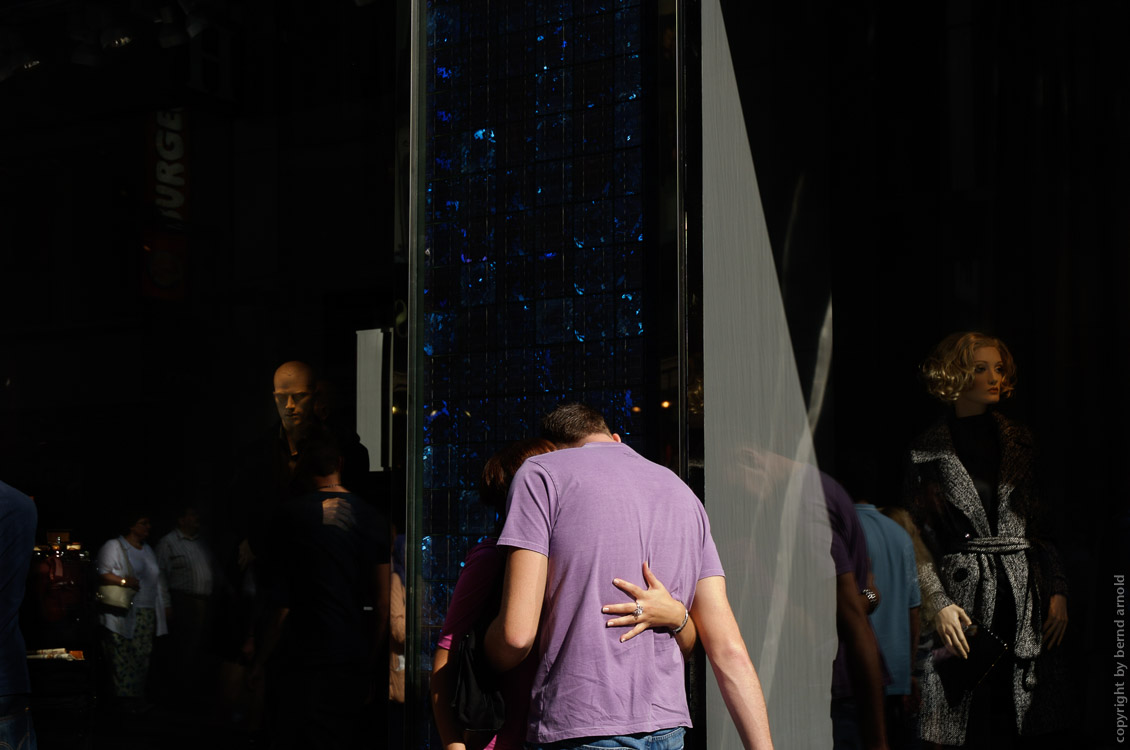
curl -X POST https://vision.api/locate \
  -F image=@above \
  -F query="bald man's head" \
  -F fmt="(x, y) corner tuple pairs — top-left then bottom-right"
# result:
(273, 361), (317, 437)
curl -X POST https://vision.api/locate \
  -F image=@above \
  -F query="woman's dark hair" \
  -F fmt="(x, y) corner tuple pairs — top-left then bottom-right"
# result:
(479, 438), (556, 519)
(117, 509), (152, 538)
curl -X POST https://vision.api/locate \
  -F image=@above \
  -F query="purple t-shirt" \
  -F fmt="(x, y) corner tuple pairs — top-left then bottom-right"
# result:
(824, 473), (890, 698)
(497, 441), (724, 744)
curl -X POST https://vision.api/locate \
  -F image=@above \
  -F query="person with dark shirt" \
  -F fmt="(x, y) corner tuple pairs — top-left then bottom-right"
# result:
(826, 473), (891, 750)
(1, 480), (39, 750)
(252, 431), (390, 749)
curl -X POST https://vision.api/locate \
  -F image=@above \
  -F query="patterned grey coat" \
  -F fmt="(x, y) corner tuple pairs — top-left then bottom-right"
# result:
(906, 413), (1069, 745)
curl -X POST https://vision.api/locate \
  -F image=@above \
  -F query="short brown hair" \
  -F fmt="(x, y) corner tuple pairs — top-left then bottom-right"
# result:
(920, 331), (1016, 403)
(479, 438), (557, 517)
(540, 403), (612, 446)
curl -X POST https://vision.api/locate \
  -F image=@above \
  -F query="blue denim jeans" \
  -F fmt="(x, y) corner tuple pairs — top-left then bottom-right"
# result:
(0, 694), (37, 750)
(530, 726), (685, 750)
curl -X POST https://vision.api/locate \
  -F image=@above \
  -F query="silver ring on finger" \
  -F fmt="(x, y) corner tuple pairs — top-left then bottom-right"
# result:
(633, 602), (643, 618)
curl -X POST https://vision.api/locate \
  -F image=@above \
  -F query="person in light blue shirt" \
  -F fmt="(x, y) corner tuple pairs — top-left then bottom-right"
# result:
(854, 500), (921, 749)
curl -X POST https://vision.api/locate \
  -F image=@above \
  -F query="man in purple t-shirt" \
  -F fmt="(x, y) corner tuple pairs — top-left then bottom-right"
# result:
(485, 404), (774, 750)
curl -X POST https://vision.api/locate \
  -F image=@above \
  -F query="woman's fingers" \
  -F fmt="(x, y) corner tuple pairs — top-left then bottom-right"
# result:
(602, 602), (639, 615)
(617, 623), (648, 643)
(641, 561), (666, 592)
(612, 578), (645, 599)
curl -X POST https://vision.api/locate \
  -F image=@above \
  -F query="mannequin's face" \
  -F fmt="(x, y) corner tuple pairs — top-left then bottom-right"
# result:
(273, 364), (315, 436)
(954, 347), (1004, 415)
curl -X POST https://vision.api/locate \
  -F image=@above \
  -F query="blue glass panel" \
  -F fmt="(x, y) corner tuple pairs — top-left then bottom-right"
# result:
(614, 195), (643, 244)
(579, 61), (613, 110)
(535, 159), (573, 206)
(575, 14), (610, 64)
(616, 290), (644, 337)
(504, 256), (535, 302)
(614, 99), (640, 147)
(424, 311), (456, 356)
(615, 149), (641, 196)
(467, 128), (497, 174)
(502, 169), (530, 213)
(579, 293), (612, 342)
(534, 113), (573, 161)
(579, 105), (612, 157)
(502, 302), (536, 348)
(502, 0), (534, 34)
(429, 4), (462, 48)
(572, 246), (605, 296)
(431, 178), (465, 221)
(434, 45), (466, 91)
(580, 0), (612, 16)
(614, 12), (641, 56)
(465, 216), (495, 260)
(422, 580), (451, 627)
(580, 153), (613, 202)
(465, 173), (495, 216)
(433, 135), (456, 179)
(426, 222), (447, 266)
(461, 262), (496, 306)
(578, 200), (610, 247)
(468, 41), (491, 83)
(535, 298), (573, 345)
(535, 68), (572, 115)
(623, 336), (644, 384)
(429, 266), (458, 309)
(535, 239), (569, 296)
(463, 307), (493, 351)
(537, 0), (573, 25)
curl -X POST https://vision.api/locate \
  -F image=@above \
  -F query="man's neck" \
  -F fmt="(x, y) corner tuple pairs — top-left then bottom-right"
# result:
(568, 432), (620, 448)
(313, 473), (345, 490)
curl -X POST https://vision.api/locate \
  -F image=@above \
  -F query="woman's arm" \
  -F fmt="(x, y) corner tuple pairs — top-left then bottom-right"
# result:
(431, 647), (468, 750)
(96, 540), (139, 588)
(601, 561), (697, 656)
(99, 572), (140, 589)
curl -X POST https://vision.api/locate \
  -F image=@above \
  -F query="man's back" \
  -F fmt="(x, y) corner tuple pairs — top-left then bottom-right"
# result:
(499, 441), (723, 743)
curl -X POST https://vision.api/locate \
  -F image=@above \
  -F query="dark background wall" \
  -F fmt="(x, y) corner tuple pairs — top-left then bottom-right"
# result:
(0, 1), (406, 546)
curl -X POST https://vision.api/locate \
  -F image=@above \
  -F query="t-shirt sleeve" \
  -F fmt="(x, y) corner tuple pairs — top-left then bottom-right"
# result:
(698, 505), (725, 581)
(825, 479), (858, 577)
(436, 543), (505, 651)
(96, 539), (121, 576)
(496, 461), (554, 557)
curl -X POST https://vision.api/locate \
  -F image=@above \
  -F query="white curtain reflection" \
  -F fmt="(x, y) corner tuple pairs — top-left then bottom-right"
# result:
(701, 0), (836, 746)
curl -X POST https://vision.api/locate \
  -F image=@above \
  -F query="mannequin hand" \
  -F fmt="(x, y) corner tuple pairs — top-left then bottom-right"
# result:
(1043, 594), (1068, 650)
(321, 497), (355, 530)
(602, 561), (686, 643)
(936, 603), (973, 659)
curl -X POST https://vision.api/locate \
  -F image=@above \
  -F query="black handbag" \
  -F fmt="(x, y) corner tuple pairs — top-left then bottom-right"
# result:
(933, 619), (1009, 697)
(451, 586), (506, 734)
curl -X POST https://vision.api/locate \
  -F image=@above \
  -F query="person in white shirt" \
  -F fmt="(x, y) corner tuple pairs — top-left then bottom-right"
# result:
(156, 505), (217, 696)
